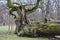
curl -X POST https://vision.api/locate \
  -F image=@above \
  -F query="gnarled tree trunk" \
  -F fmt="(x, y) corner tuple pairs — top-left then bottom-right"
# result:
(15, 6), (28, 34)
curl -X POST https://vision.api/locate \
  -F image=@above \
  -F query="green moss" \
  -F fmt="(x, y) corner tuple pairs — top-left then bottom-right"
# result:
(26, 5), (37, 11)
(46, 23), (60, 33)
(48, 23), (58, 27)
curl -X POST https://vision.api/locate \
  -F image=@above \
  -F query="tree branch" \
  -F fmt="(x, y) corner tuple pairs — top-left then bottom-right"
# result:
(26, 0), (41, 12)
(9, 9), (17, 19)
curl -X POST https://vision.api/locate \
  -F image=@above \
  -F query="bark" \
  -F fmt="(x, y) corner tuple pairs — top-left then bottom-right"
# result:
(21, 6), (28, 25)
(15, 6), (28, 34)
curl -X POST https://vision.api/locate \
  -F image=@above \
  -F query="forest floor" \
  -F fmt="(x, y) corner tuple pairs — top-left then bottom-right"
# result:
(0, 26), (48, 40)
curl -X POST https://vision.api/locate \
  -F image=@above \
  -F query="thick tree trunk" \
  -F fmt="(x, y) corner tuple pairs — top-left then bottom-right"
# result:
(14, 20), (22, 34)
(21, 6), (28, 25)
(15, 6), (28, 34)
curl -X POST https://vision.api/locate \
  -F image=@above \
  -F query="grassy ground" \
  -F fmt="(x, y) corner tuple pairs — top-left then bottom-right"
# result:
(0, 26), (48, 40)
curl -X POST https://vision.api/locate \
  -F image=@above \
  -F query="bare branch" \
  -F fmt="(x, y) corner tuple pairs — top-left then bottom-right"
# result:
(26, 0), (41, 12)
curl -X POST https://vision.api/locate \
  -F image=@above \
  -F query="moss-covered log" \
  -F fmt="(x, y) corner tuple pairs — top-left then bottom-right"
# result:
(17, 22), (60, 37)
